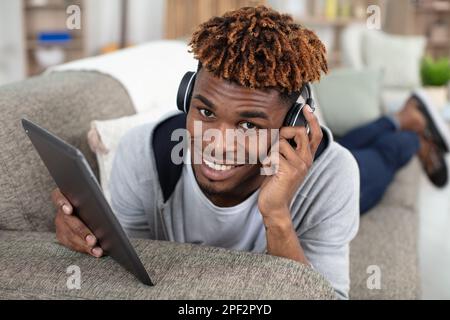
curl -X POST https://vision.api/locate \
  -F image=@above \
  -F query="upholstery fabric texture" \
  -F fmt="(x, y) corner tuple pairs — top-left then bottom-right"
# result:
(0, 231), (336, 300)
(0, 71), (135, 232)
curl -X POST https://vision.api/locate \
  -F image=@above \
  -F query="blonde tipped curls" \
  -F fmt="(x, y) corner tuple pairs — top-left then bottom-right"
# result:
(189, 5), (328, 95)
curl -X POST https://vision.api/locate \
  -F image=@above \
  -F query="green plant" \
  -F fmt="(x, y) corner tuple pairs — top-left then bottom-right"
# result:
(421, 56), (450, 87)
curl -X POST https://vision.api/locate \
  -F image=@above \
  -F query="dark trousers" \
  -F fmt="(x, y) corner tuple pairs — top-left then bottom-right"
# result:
(338, 116), (420, 214)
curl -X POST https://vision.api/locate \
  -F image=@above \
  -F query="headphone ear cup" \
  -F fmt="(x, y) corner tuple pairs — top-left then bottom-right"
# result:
(283, 82), (314, 127)
(177, 72), (196, 113)
(283, 103), (302, 127)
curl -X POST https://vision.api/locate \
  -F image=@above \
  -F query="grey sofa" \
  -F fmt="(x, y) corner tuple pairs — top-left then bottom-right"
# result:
(0, 71), (420, 299)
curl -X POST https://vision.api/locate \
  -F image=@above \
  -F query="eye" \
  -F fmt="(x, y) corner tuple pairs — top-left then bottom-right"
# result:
(239, 121), (258, 130)
(199, 108), (215, 119)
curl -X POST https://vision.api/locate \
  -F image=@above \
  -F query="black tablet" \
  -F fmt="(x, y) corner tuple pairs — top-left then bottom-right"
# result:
(22, 118), (153, 286)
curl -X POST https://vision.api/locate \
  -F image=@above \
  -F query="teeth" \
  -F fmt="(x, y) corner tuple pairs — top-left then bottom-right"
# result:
(204, 159), (235, 171)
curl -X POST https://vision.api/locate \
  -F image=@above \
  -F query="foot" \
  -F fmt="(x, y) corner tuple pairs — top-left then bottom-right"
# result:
(396, 97), (427, 134)
(418, 136), (448, 188)
(411, 90), (450, 153)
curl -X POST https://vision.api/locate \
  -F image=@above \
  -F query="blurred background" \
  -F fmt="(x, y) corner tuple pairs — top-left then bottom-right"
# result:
(0, 0), (449, 82)
(1, 0), (450, 299)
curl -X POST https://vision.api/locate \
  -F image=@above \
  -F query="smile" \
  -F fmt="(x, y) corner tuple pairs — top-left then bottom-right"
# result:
(203, 159), (240, 171)
(199, 157), (245, 181)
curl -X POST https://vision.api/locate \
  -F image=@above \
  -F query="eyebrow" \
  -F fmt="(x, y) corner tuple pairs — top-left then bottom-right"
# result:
(192, 94), (216, 110)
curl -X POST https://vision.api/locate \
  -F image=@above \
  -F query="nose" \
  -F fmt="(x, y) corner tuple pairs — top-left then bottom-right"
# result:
(214, 123), (239, 162)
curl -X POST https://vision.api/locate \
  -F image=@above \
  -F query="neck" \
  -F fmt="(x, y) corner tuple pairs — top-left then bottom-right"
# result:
(204, 187), (258, 208)
(202, 175), (264, 208)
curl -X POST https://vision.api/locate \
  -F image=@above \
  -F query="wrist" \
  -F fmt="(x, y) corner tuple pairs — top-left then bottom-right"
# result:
(263, 210), (294, 235)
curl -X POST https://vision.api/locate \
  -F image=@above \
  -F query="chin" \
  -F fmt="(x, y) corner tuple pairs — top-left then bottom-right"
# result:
(192, 163), (238, 195)
(192, 162), (260, 197)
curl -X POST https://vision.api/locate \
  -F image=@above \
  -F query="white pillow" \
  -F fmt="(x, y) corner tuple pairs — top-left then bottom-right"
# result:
(313, 68), (383, 137)
(49, 40), (198, 114)
(340, 23), (367, 70)
(88, 111), (178, 202)
(363, 31), (426, 89)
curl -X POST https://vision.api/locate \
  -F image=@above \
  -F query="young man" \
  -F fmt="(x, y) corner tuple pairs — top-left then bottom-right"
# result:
(51, 6), (360, 299)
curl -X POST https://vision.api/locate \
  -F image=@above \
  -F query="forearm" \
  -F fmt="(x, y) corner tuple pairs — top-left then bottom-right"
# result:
(263, 208), (309, 265)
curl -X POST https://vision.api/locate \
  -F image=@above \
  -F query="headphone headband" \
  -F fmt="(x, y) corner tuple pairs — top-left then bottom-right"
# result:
(183, 72), (196, 113)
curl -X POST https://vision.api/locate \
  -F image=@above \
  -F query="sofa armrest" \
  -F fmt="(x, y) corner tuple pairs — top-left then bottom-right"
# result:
(0, 231), (336, 300)
(0, 71), (135, 232)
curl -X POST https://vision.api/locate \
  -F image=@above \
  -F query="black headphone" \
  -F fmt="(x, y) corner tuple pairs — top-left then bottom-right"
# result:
(176, 71), (315, 128)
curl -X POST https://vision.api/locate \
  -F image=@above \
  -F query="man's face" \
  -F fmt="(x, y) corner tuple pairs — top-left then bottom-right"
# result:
(186, 69), (289, 198)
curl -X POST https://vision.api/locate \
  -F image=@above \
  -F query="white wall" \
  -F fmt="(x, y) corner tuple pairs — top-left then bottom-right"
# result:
(0, 0), (26, 85)
(127, 0), (165, 45)
(84, 0), (122, 55)
(85, 0), (165, 56)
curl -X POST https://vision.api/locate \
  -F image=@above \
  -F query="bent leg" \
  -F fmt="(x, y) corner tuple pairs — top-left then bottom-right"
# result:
(350, 131), (420, 214)
(372, 131), (420, 171)
(338, 116), (398, 150)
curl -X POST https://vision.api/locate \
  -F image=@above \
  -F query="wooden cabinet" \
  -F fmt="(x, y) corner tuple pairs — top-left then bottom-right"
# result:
(22, 0), (87, 76)
(165, 0), (266, 40)
(415, 0), (450, 58)
(384, 0), (450, 58)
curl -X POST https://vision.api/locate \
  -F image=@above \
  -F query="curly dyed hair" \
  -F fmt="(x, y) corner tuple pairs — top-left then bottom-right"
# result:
(189, 5), (328, 103)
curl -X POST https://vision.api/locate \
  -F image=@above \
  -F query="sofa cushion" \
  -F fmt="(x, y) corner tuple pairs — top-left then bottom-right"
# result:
(0, 231), (336, 300)
(350, 159), (421, 299)
(363, 31), (426, 89)
(88, 111), (174, 203)
(313, 68), (383, 137)
(0, 71), (136, 232)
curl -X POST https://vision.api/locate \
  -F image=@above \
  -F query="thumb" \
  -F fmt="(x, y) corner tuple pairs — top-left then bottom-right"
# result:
(61, 202), (73, 215)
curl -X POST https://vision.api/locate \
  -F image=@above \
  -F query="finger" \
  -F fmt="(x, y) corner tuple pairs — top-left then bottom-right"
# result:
(295, 126), (312, 162)
(66, 228), (93, 253)
(280, 126), (311, 156)
(51, 188), (72, 215)
(55, 215), (72, 247)
(64, 214), (96, 246)
(55, 218), (89, 253)
(273, 143), (308, 180)
(279, 126), (301, 140)
(55, 213), (103, 257)
(278, 138), (302, 165)
(67, 231), (103, 257)
(67, 230), (103, 257)
(279, 126), (308, 150)
(91, 247), (104, 258)
(282, 137), (312, 169)
(303, 105), (323, 155)
(64, 224), (103, 257)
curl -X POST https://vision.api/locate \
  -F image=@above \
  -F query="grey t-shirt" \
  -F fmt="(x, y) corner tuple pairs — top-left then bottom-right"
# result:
(109, 113), (360, 299)
(170, 149), (266, 252)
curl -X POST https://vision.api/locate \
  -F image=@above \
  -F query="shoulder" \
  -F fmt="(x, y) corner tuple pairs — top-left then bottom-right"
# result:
(294, 137), (360, 234)
(313, 125), (359, 187)
(310, 140), (360, 209)
(113, 124), (153, 174)
(117, 122), (153, 155)
(322, 141), (359, 181)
